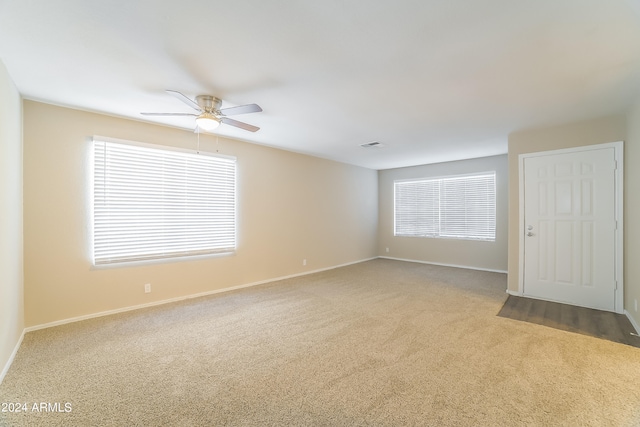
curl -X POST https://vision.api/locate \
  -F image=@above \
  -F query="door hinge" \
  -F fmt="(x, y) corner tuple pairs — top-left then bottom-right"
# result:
(614, 281), (618, 290)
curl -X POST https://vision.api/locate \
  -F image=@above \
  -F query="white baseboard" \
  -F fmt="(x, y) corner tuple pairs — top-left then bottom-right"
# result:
(625, 310), (640, 335)
(506, 290), (522, 297)
(378, 256), (508, 274)
(0, 329), (25, 386)
(25, 257), (378, 333)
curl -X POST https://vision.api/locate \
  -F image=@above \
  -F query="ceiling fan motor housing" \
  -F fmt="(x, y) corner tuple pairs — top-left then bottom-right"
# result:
(196, 95), (222, 113)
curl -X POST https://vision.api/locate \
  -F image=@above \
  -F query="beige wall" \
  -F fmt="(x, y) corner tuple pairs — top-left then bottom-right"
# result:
(16, 97), (640, 333)
(0, 60), (24, 379)
(23, 101), (378, 327)
(377, 155), (508, 272)
(625, 103), (640, 327)
(506, 115), (627, 296)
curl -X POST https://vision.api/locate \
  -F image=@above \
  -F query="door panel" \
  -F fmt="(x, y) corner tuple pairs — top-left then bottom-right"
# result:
(523, 148), (616, 311)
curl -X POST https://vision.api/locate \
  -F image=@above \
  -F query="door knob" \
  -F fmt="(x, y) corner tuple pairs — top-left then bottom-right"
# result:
(527, 225), (533, 231)
(527, 232), (534, 237)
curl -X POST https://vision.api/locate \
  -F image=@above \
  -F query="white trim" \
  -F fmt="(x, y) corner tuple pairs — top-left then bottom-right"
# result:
(89, 250), (236, 270)
(25, 257), (378, 333)
(506, 289), (522, 297)
(378, 256), (507, 274)
(92, 135), (236, 160)
(0, 330), (25, 386)
(614, 142), (624, 314)
(625, 311), (640, 335)
(517, 141), (624, 314)
(517, 141), (622, 159)
(393, 170), (497, 184)
(518, 153), (526, 294)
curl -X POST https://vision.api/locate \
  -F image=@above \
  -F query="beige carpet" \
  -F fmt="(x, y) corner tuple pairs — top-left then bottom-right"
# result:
(1, 259), (640, 426)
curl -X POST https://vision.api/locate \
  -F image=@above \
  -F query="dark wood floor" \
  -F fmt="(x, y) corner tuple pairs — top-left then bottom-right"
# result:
(498, 295), (640, 348)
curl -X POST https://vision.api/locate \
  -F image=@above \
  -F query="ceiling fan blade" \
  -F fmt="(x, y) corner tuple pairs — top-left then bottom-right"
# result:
(141, 112), (197, 116)
(220, 103), (262, 116)
(221, 117), (260, 132)
(166, 90), (201, 111)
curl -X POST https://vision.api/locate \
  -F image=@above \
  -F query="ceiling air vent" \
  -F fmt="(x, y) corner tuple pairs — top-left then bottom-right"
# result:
(360, 141), (383, 148)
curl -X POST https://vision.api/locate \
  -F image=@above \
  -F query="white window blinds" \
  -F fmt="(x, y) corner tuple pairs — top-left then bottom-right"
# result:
(93, 138), (236, 265)
(394, 172), (496, 241)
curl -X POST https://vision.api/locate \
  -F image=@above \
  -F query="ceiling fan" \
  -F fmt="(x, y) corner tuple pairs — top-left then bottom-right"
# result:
(141, 90), (262, 132)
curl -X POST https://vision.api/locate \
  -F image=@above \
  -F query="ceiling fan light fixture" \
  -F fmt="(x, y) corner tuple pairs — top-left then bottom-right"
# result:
(196, 113), (220, 131)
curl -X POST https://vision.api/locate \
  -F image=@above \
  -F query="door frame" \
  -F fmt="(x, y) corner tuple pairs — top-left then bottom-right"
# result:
(517, 141), (624, 313)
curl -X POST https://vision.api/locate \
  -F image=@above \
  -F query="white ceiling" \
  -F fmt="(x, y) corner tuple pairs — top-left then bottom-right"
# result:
(1, 0), (640, 170)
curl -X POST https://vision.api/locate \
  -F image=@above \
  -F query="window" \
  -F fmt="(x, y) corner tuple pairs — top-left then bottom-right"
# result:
(92, 138), (236, 265)
(394, 172), (496, 241)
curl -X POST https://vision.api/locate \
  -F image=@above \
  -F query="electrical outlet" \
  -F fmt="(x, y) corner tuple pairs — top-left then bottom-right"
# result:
(303, 259), (307, 266)
(635, 299), (638, 312)
(144, 283), (151, 293)
(385, 247), (389, 253)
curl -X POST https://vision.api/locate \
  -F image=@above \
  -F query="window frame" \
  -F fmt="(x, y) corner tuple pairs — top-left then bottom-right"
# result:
(393, 171), (496, 242)
(91, 136), (237, 267)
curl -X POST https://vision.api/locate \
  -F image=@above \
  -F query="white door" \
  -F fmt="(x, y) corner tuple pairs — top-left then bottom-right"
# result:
(523, 147), (617, 312)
